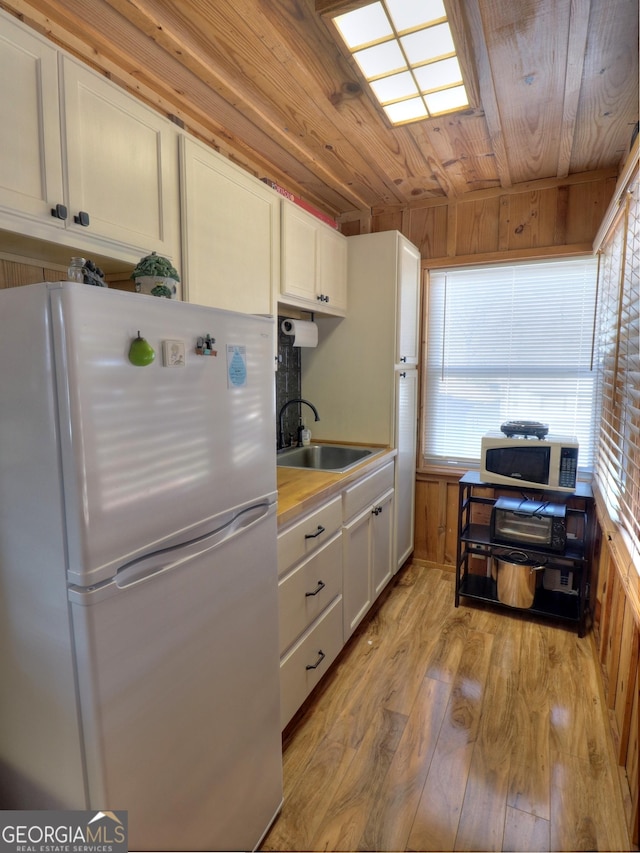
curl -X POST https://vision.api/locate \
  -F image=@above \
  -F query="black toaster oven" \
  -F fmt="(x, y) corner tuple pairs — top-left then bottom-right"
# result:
(490, 496), (567, 552)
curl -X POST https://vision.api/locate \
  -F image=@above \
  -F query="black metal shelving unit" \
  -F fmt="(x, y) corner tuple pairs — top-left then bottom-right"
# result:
(455, 471), (595, 636)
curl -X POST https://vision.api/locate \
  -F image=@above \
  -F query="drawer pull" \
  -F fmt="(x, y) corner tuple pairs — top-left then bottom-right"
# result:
(304, 525), (325, 539)
(305, 580), (326, 597)
(305, 649), (326, 670)
(372, 506), (382, 516)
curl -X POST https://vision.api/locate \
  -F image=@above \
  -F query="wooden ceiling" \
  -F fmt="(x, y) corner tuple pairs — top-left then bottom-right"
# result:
(4, 0), (638, 219)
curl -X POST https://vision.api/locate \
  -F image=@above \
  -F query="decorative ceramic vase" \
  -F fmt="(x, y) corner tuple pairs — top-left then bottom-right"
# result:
(135, 276), (180, 299)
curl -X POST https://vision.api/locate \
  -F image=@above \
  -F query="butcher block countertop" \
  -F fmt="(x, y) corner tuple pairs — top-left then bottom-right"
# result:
(276, 446), (396, 528)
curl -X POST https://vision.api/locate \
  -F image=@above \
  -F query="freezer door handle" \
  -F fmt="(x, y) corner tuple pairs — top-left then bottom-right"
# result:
(115, 502), (275, 589)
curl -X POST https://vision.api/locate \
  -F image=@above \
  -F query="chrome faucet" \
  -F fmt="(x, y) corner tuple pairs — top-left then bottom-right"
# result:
(278, 398), (320, 450)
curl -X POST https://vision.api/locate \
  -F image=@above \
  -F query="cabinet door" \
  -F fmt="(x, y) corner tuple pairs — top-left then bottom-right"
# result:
(63, 58), (179, 260)
(0, 13), (64, 230)
(372, 488), (394, 597)
(342, 507), (372, 639)
(395, 368), (418, 570)
(280, 201), (318, 304)
(318, 226), (347, 315)
(396, 235), (420, 367)
(181, 137), (279, 315)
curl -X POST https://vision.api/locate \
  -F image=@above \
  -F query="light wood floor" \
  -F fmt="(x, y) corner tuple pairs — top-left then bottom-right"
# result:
(262, 562), (632, 852)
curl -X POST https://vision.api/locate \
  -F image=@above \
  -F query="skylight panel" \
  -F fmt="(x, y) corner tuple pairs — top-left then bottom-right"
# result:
(424, 85), (469, 115)
(333, 2), (392, 50)
(385, 0), (447, 31)
(400, 23), (455, 64)
(369, 71), (419, 103)
(328, 0), (470, 126)
(353, 40), (406, 79)
(414, 57), (463, 92)
(383, 97), (428, 124)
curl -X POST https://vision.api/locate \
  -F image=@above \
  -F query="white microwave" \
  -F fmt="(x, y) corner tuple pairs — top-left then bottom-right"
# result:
(480, 431), (579, 492)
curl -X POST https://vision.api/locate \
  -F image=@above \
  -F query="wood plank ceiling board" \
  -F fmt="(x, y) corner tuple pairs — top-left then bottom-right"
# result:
(556, 0), (591, 178)
(410, 111), (503, 198)
(479, 0), (573, 184)
(569, 0), (640, 172)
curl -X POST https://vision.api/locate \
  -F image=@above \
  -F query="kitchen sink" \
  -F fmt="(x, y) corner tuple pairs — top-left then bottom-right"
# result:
(276, 443), (383, 473)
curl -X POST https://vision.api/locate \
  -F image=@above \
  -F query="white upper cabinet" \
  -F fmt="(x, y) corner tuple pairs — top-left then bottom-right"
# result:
(180, 137), (280, 316)
(61, 58), (180, 261)
(0, 13), (64, 233)
(0, 13), (64, 227)
(280, 200), (347, 316)
(396, 236), (421, 366)
(0, 11), (180, 265)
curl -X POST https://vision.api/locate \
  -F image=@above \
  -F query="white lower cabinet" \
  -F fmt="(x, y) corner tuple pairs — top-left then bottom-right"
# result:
(279, 596), (343, 730)
(278, 496), (343, 729)
(342, 461), (395, 639)
(277, 460), (396, 727)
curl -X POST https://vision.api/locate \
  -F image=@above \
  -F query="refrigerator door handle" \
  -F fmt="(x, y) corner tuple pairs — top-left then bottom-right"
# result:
(115, 502), (275, 590)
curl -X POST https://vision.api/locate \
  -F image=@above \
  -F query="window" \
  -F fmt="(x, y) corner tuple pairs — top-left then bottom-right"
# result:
(593, 180), (640, 570)
(422, 257), (599, 470)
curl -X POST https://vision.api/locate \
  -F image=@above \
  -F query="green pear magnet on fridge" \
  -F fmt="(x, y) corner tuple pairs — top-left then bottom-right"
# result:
(128, 331), (155, 366)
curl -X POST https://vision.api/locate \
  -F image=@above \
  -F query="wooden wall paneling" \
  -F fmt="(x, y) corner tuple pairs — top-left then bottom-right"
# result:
(407, 204), (448, 260)
(627, 667), (638, 845)
(371, 208), (404, 235)
(566, 176), (618, 244)
(597, 545), (617, 665)
(454, 197), (501, 256)
(504, 189), (559, 251)
(444, 479), (460, 567)
(554, 184), (569, 245)
(614, 607), (639, 766)
(0, 259), (49, 287)
(413, 473), (460, 568)
(603, 569), (624, 709)
(592, 522), (607, 627)
(414, 476), (442, 565)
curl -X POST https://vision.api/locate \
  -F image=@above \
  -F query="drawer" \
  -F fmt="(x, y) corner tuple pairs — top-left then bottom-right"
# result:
(342, 460), (395, 522)
(278, 494), (342, 577)
(279, 531), (342, 654)
(279, 595), (343, 729)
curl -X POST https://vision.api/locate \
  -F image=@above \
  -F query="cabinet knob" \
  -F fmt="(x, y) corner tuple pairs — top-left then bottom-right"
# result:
(400, 356), (407, 362)
(400, 371), (407, 378)
(51, 203), (68, 221)
(74, 211), (90, 227)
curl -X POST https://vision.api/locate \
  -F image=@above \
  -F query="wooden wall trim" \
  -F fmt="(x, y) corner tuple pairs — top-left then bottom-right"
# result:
(593, 137), (639, 252)
(421, 242), (593, 270)
(593, 483), (640, 629)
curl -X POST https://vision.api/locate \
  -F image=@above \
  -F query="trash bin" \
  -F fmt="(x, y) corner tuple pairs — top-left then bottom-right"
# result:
(493, 550), (545, 609)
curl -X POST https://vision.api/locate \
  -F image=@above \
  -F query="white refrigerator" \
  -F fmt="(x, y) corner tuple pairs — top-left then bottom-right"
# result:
(0, 281), (283, 851)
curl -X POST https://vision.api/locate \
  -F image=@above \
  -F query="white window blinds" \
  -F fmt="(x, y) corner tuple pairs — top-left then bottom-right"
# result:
(594, 181), (640, 567)
(423, 257), (599, 468)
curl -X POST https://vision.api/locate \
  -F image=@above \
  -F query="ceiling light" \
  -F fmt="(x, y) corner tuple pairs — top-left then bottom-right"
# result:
(331, 0), (470, 125)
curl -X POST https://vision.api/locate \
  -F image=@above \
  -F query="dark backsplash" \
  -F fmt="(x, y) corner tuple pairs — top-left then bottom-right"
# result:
(275, 315), (302, 448)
